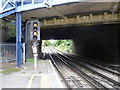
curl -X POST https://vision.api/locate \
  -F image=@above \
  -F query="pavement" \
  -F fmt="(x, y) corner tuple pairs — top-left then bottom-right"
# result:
(1, 60), (64, 88)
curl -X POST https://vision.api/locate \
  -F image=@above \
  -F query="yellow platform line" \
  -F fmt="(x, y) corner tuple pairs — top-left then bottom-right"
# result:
(27, 75), (34, 88)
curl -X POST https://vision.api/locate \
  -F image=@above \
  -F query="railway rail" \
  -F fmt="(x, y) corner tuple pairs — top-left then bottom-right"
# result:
(47, 48), (106, 89)
(46, 47), (120, 89)
(52, 47), (120, 76)
(52, 47), (120, 77)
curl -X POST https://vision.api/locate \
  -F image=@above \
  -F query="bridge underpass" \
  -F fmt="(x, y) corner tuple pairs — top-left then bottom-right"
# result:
(40, 23), (120, 64)
(1, 1), (120, 67)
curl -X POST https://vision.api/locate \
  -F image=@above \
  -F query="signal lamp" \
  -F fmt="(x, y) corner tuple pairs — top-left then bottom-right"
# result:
(30, 20), (40, 41)
(33, 36), (37, 40)
(33, 31), (38, 36)
(33, 22), (38, 27)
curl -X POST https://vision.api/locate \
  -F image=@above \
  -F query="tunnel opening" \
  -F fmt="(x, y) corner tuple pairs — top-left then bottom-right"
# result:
(42, 39), (73, 54)
(41, 23), (120, 65)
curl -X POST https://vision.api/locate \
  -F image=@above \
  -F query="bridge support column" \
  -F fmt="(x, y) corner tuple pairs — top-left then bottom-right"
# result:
(16, 12), (22, 67)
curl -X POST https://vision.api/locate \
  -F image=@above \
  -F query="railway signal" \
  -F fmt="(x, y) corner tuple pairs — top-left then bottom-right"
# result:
(30, 19), (40, 69)
(30, 20), (40, 41)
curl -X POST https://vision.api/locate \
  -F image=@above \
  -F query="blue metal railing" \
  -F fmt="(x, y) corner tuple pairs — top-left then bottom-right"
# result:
(0, 0), (46, 12)
(0, 0), (81, 18)
(16, 0), (45, 6)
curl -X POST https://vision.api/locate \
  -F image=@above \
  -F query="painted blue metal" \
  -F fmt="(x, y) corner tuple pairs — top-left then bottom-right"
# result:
(16, 12), (22, 67)
(50, 0), (81, 6)
(0, 0), (81, 18)
(16, 2), (45, 12)
(3, 2), (14, 10)
(0, 9), (15, 18)
(1, 0), (15, 12)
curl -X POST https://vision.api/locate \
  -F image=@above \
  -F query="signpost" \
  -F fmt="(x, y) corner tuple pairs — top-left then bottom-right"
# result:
(32, 42), (38, 69)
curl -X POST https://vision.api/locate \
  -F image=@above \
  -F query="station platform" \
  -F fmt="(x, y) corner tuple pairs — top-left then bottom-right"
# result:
(1, 60), (64, 88)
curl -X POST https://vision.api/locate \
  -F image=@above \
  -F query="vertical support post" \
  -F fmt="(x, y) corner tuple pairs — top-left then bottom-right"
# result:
(53, 18), (57, 24)
(21, 0), (23, 6)
(23, 42), (25, 63)
(32, 42), (38, 69)
(25, 20), (30, 61)
(32, 0), (34, 4)
(34, 54), (38, 69)
(89, 13), (93, 22)
(76, 15), (80, 22)
(16, 12), (22, 67)
(118, 11), (120, 19)
(44, 19), (47, 25)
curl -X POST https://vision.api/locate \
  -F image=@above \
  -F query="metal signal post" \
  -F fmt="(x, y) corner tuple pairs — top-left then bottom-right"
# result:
(32, 42), (38, 69)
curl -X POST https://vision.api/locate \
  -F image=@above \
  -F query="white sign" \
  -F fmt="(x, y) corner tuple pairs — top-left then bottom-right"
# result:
(32, 46), (37, 54)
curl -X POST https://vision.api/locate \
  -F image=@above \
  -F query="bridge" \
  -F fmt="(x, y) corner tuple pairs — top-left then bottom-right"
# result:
(0, 0), (120, 67)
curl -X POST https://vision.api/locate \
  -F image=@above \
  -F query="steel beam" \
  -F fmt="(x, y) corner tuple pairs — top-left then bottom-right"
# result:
(40, 12), (120, 29)
(16, 12), (22, 67)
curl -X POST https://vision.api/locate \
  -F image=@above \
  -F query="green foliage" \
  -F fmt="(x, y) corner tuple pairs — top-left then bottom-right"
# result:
(2, 20), (16, 40)
(27, 58), (41, 63)
(42, 40), (72, 53)
(27, 58), (34, 63)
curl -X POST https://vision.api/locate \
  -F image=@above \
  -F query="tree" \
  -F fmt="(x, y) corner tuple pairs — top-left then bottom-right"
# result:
(42, 40), (72, 53)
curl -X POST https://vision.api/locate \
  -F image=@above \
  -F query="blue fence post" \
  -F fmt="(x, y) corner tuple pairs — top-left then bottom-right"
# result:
(16, 12), (22, 67)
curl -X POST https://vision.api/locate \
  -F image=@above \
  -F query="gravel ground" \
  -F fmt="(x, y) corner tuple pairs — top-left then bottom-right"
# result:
(1, 62), (17, 70)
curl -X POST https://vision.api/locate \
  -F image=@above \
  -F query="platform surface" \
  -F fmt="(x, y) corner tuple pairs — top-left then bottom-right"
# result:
(1, 60), (63, 88)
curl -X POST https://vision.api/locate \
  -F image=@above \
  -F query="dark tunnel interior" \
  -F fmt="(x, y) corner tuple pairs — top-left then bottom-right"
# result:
(41, 23), (120, 64)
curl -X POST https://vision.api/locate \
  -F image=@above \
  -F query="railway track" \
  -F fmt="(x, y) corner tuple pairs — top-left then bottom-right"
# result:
(71, 54), (120, 76)
(46, 47), (120, 89)
(53, 47), (120, 76)
(46, 48), (106, 89)
(47, 49), (105, 89)
(52, 47), (120, 78)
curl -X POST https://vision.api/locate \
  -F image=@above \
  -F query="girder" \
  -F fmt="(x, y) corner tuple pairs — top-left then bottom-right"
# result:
(0, 0), (81, 18)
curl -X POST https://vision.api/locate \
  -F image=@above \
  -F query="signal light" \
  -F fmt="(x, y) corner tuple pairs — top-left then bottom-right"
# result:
(33, 22), (38, 27)
(33, 36), (37, 40)
(33, 31), (38, 36)
(30, 20), (40, 41)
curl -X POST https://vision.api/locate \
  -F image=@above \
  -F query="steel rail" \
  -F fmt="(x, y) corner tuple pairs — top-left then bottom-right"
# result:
(52, 49), (120, 89)
(70, 54), (120, 76)
(48, 51), (72, 89)
(49, 48), (108, 89)
(52, 47), (120, 76)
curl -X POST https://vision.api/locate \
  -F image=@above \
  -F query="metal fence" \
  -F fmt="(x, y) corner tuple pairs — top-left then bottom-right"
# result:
(0, 43), (16, 63)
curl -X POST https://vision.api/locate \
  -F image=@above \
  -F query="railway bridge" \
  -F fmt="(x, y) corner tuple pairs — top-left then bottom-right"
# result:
(0, 0), (120, 67)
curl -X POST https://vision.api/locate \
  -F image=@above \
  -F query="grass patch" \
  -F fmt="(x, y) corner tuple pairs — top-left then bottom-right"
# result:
(0, 69), (20, 74)
(27, 58), (34, 63)
(27, 58), (42, 63)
